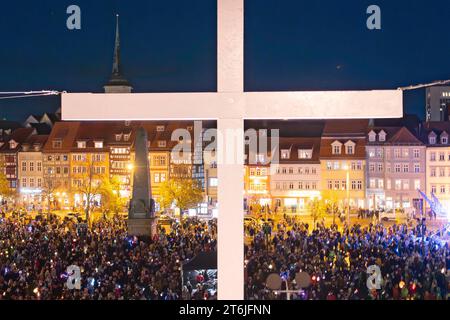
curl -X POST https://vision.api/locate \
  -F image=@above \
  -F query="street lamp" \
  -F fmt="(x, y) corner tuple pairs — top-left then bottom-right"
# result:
(343, 164), (350, 226)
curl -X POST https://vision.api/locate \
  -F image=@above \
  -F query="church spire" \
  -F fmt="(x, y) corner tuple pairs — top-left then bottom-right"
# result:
(112, 14), (121, 76)
(104, 14), (132, 93)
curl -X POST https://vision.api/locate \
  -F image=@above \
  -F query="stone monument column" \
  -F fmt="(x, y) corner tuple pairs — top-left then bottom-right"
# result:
(127, 127), (157, 237)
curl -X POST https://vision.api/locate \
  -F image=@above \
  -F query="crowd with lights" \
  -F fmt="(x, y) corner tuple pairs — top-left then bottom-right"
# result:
(245, 220), (449, 300)
(0, 213), (217, 300)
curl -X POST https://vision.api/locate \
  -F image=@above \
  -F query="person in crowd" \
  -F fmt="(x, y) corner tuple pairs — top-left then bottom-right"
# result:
(245, 220), (449, 300)
(0, 215), (216, 300)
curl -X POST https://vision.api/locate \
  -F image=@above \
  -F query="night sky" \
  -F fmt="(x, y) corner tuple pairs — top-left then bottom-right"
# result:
(1, 0), (450, 121)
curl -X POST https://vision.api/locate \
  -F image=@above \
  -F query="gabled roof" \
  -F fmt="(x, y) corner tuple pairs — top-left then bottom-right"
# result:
(387, 127), (423, 145)
(0, 128), (35, 152)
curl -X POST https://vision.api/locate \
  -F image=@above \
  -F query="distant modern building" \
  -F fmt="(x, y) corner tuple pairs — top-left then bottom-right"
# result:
(426, 86), (450, 122)
(366, 127), (425, 212)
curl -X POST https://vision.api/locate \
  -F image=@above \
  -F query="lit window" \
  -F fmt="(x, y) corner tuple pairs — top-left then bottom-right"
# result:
(94, 141), (104, 149)
(77, 141), (86, 149)
(281, 149), (290, 159)
(209, 178), (218, 187)
(157, 125), (165, 132)
(298, 149), (312, 159)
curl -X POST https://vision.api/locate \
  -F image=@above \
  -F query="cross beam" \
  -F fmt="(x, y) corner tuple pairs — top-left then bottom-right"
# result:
(61, 0), (402, 300)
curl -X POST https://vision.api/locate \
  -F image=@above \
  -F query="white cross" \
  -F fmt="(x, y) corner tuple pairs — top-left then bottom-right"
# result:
(61, 0), (402, 300)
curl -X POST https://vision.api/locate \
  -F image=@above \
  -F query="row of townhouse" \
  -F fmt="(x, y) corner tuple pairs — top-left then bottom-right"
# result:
(244, 119), (450, 216)
(0, 120), (217, 215)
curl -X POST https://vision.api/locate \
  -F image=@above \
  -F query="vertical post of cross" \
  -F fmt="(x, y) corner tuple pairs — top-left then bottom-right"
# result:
(217, 0), (244, 300)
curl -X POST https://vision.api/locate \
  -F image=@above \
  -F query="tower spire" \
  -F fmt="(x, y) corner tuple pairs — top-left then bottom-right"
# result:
(104, 14), (132, 93)
(112, 14), (121, 76)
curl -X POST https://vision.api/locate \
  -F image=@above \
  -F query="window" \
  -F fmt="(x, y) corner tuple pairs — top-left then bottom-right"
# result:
(413, 149), (420, 158)
(331, 141), (342, 155)
(311, 168), (317, 175)
(403, 180), (410, 190)
(37, 178), (42, 188)
(115, 134), (122, 141)
(441, 135), (448, 144)
(431, 168), (436, 177)
(21, 178), (26, 187)
(414, 164), (420, 173)
(351, 180), (357, 190)
(288, 167), (293, 174)
(377, 163), (383, 172)
(52, 140), (62, 149)
(37, 162), (42, 172)
(402, 149), (409, 158)
(394, 149), (401, 158)
(376, 148), (383, 158)
(154, 173), (160, 183)
(21, 161), (26, 172)
(414, 180), (420, 190)
(160, 173), (166, 182)
(333, 145), (341, 154)
(275, 182), (280, 190)
(402, 164), (409, 173)
(29, 178), (35, 188)
(430, 152), (436, 161)
(395, 180), (402, 190)
(298, 181), (303, 189)
(77, 141), (86, 149)
(29, 162), (34, 172)
(334, 181), (340, 190)
(94, 141), (104, 149)
(298, 149), (312, 159)
(441, 185), (446, 194)
(368, 131), (376, 142)
(326, 162), (332, 170)
(440, 167), (446, 177)
(368, 148), (375, 158)
(369, 164), (375, 172)
(327, 180), (333, 190)
(158, 140), (166, 148)
(439, 152), (445, 161)
(395, 164), (401, 173)
(378, 179), (384, 189)
(209, 178), (218, 187)
(289, 182), (294, 190)
(312, 182), (317, 190)
(357, 180), (362, 190)
(370, 179), (376, 188)
(341, 180), (346, 190)
(345, 144), (354, 155)
(157, 125), (165, 132)
(431, 185), (437, 194)
(333, 162), (340, 170)
(281, 149), (290, 159)
(379, 131), (386, 142)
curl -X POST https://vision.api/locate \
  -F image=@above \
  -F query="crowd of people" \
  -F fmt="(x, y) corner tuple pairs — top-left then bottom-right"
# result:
(245, 220), (450, 300)
(0, 213), (217, 300)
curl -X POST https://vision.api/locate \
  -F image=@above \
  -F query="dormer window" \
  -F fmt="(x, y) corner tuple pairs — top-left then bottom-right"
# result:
(158, 140), (166, 148)
(368, 130), (376, 142)
(379, 130), (387, 142)
(440, 132), (448, 144)
(429, 132), (437, 145)
(33, 144), (40, 151)
(52, 139), (62, 149)
(281, 149), (290, 159)
(94, 141), (104, 149)
(22, 144), (30, 152)
(157, 125), (165, 132)
(345, 141), (356, 155)
(298, 149), (312, 159)
(124, 133), (131, 142)
(9, 140), (17, 149)
(331, 141), (343, 155)
(77, 141), (86, 149)
(115, 133), (122, 142)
